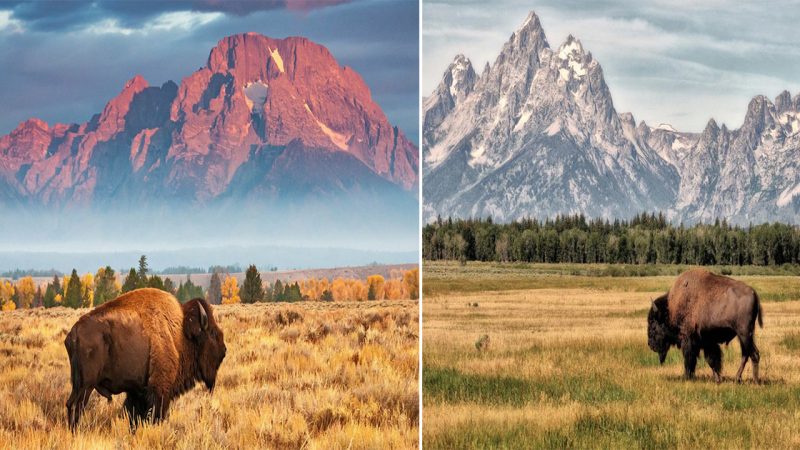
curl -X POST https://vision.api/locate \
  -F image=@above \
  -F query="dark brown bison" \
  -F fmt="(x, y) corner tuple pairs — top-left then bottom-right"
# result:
(64, 288), (226, 430)
(647, 269), (762, 383)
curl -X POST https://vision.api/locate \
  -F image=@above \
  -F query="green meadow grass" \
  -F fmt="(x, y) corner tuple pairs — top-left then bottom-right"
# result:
(423, 263), (800, 449)
(423, 261), (800, 302)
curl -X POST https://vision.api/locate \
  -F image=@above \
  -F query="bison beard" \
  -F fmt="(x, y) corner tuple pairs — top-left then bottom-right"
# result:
(647, 269), (762, 383)
(64, 288), (226, 430)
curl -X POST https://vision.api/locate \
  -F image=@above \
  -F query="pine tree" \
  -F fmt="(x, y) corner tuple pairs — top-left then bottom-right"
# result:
(176, 281), (186, 302)
(284, 282), (302, 302)
(273, 279), (284, 302)
(43, 283), (57, 308)
(163, 277), (176, 295)
(94, 266), (119, 306)
(64, 269), (83, 309)
(52, 274), (62, 296)
(122, 268), (138, 293)
(240, 265), (264, 304)
(176, 275), (203, 303)
(136, 255), (149, 289)
(148, 274), (165, 291)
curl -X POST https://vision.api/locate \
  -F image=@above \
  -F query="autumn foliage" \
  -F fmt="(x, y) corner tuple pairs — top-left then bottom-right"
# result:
(221, 275), (241, 304)
(0, 265), (420, 311)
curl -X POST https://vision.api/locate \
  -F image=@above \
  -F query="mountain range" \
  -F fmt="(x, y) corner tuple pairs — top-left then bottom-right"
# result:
(423, 11), (800, 225)
(0, 33), (418, 209)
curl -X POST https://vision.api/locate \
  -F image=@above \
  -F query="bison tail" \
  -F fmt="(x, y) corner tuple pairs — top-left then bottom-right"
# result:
(755, 292), (763, 328)
(66, 331), (82, 389)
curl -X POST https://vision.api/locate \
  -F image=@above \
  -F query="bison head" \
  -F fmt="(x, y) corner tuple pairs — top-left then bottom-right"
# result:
(647, 294), (676, 364)
(183, 299), (226, 390)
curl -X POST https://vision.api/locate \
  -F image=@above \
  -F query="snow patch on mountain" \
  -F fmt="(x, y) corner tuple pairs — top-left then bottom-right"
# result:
(268, 47), (285, 73)
(304, 103), (349, 150)
(655, 123), (677, 132)
(244, 81), (268, 115)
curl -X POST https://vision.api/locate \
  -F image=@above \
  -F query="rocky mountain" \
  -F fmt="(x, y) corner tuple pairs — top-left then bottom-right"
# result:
(0, 33), (418, 209)
(423, 11), (800, 225)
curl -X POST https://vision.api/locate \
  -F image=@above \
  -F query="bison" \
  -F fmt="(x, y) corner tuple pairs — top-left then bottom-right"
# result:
(647, 269), (762, 383)
(64, 288), (226, 430)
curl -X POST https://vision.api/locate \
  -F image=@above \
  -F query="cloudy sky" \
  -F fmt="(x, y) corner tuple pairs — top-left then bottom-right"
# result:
(424, 0), (800, 132)
(0, 0), (419, 141)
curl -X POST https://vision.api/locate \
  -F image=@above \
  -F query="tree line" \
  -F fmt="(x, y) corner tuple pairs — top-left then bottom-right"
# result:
(0, 255), (420, 311)
(423, 213), (800, 266)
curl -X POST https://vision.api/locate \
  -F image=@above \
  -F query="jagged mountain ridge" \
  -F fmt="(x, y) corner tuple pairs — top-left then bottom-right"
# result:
(0, 33), (418, 208)
(423, 11), (800, 224)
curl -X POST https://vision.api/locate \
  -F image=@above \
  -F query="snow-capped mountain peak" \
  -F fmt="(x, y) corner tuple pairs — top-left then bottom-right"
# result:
(423, 10), (800, 225)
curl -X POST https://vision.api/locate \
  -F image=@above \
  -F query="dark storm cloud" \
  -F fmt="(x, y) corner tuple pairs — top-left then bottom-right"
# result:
(0, 0), (418, 142)
(6, 0), (353, 31)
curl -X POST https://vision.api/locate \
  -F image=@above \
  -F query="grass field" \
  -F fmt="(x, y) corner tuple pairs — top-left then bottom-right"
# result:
(423, 261), (800, 449)
(0, 301), (419, 449)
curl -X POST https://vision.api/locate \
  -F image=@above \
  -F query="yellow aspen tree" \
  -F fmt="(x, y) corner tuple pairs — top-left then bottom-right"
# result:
(54, 293), (63, 304)
(383, 279), (404, 300)
(300, 278), (320, 301)
(367, 274), (385, 300)
(331, 278), (348, 301)
(351, 279), (368, 301)
(16, 276), (36, 309)
(0, 280), (16, 311)
(403, 268), (419, 300)
(221, 275), (241, 304)
(80, 273), (95, 308)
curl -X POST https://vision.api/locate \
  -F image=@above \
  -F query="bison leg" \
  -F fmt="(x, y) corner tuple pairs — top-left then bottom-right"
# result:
(735, 355), (749, 383)
(66, 387), (92, 431)
(737, 332), (760, 383)
(681, 337), (699, 380)
(751, 343), (760, 383)
(745, 336), (761, 384)
(703, 343), (723, 383)
(147, 387), (172, 423)
(123, 390), (149, 430)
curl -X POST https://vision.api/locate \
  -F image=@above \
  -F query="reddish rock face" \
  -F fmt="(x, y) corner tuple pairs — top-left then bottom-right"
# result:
(0, 33), (418, 207)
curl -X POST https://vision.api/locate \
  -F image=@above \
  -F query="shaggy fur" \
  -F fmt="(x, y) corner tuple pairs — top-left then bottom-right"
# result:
(647, 269), (762, 383)
(64, 288), (226, 430)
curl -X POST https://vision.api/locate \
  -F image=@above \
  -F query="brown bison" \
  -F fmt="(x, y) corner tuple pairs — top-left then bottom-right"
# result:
(647, 269), (762, 383)
(64, 288), (226, 430)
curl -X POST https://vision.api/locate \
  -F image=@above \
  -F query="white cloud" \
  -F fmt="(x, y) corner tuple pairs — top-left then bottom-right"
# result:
(148, 11), (222, 32)
(85, 11), (222, 36)
(86, 19), (134, 36)
(0, 10), (24, 34)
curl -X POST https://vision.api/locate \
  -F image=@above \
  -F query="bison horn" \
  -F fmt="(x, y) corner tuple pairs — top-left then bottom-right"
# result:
(199, 304), (208, 330)
(651, 301), (658, 312)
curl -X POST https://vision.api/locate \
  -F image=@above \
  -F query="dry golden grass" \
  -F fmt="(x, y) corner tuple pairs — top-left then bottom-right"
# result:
(423, 264), (800, 449)
(0, 301), (418, 449)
